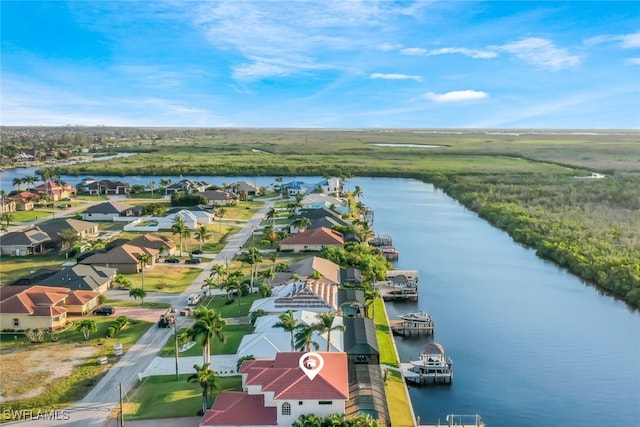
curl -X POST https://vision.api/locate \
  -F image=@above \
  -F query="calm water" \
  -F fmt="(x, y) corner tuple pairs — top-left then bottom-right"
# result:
(2, 166), (638, 425)
(353, 177), (640, 426)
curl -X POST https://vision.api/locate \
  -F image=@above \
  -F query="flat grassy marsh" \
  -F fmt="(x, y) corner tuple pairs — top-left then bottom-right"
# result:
(45, 129), (640, 308)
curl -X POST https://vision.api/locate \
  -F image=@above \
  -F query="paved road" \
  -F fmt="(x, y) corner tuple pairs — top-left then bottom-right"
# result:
(5, 198), (277, 427)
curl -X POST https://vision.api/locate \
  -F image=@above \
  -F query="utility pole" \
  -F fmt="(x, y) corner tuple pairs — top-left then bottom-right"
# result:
(119, 381), (125, 427)
(173, 320), (180, 381)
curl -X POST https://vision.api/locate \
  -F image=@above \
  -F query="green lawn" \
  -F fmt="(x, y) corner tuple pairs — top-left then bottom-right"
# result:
(201, 293), (263, 318)
(0, 253), (68, 286)
(124, 374), (242, 420)
(124, 265), (202, 293)
(5, 208), (53, 223)
(158, 324), (253, 358)
(385, 369), (416, 427)
(102, 298), (172, 310)
(373, 297), (399, 367)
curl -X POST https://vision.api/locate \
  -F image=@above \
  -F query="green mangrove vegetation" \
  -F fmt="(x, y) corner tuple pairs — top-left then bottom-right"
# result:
(42, 128), (640, 308)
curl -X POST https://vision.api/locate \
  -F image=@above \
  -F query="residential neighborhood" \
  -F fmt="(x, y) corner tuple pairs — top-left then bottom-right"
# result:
(0, 175), (401, 427)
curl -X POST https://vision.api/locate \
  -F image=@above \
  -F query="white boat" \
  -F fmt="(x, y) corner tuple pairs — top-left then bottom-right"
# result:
(401, 342), (453, 385)
(399, 311), (432, 324)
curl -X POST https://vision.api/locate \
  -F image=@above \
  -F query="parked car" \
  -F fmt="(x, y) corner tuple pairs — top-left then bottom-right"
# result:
(93, 306), (115, 315)
(164, 257), (180, 263)
(191, 249), (203, 255)
(185, 257), (201, 264)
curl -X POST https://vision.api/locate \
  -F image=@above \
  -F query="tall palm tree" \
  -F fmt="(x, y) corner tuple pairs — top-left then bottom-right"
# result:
(313, 312), (346, 352)
(259, 267), (275, 285)
(242, 247), (262, 294)
(222, 271), (245, 314)
(202, 277), (216, 297)
(187, 363), (219, 415)
(129, 287), (147, 305)
(171, 216), (187, 255)
(187, 307), (226, 365)
(215, 206), (226, 232)
(12, 177), (24, 191)
(75, 319), (97, 341)
(294, 323), (319, 352)
(265, 207), (277, 228)
(273, 310), (298, 351)
(138, 253), (150, 291)
(194, 225), (211, 252)
(210, 264), (227, 288)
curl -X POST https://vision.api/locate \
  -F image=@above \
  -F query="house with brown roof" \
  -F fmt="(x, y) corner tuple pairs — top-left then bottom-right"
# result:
(200, 352), (348, 427)
(0, 228), (51, 256)
(81, 200), (138, 221)
(127, 233), (178, 256)
(0, 285), (100, 331)
(272, 256), (341, 285)
(37, 219), (99, 247)
(79, 243), (159, 274)
(230, 181), (261, 196)
(8, 191), (38, 211)
(77, 178), (128, 195)
(200, 190), (238, 206)
(279, 227), (344, 252)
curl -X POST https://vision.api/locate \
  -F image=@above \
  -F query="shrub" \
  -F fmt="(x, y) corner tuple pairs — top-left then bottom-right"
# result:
(224, 298), (235, 305)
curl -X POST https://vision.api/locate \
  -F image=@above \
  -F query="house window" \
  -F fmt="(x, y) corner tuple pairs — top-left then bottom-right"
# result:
(318, 401), (333, 405)
(13, 318), (19, 327)
(281, 402), (291, 415)
(298, 401), (303, 406)
(53, 316), (60, 322)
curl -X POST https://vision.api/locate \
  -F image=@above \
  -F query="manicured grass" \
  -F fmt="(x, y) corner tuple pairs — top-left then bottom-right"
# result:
(0, 253), (67, 286)
(124, 265), (202, 293)
(373, 297), (399, 367)
(201, 293), (263, 318)
(124, 374), (242, 420)
(103, 298), (172, 309)
(385, 369), (415, 427)
(226, 200), (264, 220)
(158, 324), (253, 358)
(4, 208), (52, 223)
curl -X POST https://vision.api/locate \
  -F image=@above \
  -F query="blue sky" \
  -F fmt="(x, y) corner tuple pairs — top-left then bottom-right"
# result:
(1, 1), (639, 128)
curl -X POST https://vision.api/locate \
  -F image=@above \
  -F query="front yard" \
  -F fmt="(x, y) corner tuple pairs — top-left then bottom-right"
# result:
(124, 265), (202, 293)
(123, 374), (242, 420)
(0, 316), (152, 412)
(201, 293), (263, 318)
(158, 324), (253, 358)
(0, 253), (67, 286)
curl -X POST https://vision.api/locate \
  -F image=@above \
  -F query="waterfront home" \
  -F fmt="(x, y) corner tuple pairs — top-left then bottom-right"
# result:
(346, 364), (390, 426)
(77, 178), (128, 195)
(272, 256), (341, 285)
(229, 180), (261, 196)
(35, 264), (117, 294)
(200, 352), (348, 427)
(7, 191), (37, 211)
(337, 289), (365, 318)
(34, 180), (76, 201)
(0, 285), (100, 331)
(299, 193), (349, 214)
(200, 189), (238, 206)
(81, 200), (138, 221)
(279, 227), (344, 252)
(250, 280), (339, 314)
(0, 228), (51, 256)
(165, 179), (208, 195)
(343, 317), (379, 365)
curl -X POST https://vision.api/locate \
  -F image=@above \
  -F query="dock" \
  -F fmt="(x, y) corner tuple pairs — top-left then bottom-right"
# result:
(400, 342), (453, 385)
(377, 269), (419, 301)
(390, 312), (434, 336)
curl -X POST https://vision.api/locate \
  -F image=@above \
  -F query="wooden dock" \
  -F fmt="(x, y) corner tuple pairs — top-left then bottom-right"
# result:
(377, 270), (420, 301)
(390, 319), (434, 336)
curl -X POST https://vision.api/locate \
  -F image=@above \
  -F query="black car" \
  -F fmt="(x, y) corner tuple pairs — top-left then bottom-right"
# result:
(185, 257), (201, 264)
(93, 306), (115, 315)
(191, 249), (203, 255)
(164, 257), (180, 263)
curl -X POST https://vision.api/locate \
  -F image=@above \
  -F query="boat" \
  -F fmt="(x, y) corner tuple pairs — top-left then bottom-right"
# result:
(368, 233), (393, 247)
(401, 342), (453, 385)
(399, 311), (432, 324)
(381, 246), (399, 260)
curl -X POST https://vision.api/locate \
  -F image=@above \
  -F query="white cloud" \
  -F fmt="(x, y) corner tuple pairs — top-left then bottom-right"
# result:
(400, 47), (428, 55)
(497, 37), (582, 70)
(427, 47), (497, 59)
(422, 90), (489, 103)
(627, 57), (640, 65)
(585, 31), (640, 49)
(378, 42), (403, 51)
(370, 73), (422, 82)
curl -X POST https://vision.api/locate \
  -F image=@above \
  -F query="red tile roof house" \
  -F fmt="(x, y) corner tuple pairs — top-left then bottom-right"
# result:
(200, 352), (349, 427)
(8, 191), (38, 211)
(0, 285), (99, 331)
(34, 181), (76, 201)
(279, 227), (344, 253)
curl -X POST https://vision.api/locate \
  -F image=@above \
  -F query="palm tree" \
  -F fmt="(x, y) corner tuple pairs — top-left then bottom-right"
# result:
(313, 312), (346, 352)
(0, 212), (13, 232)
(12, 177), (24, 191)
(129, 287), (147, 305)
(75, 319), (97, 341)
(353, 185), (363, 200)
(24, 175), (37, 190)
(292, 217), (311, 233)
(202, 277), (216, 297)
(273, 310), (298, 351)
(265, 207), (277, 228)
(187, 307), (226, 365)
(215, 206), (226, 232)
(148, 180), (155, 196)
(194, 225), (211, 252)
(363, 286), (380, 319)
(242, 247), (262, 294)
(171, 216), (187, 255)
(138, 253), (150, 291)
(210, 264), (227, 288)
(294, 323), (319, 352)
(222, 271), (245, 314)
(187, 363), (219, 415)
(259, 267), (275, 285)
